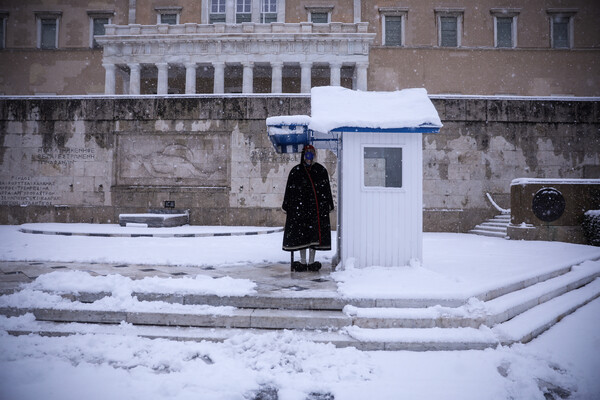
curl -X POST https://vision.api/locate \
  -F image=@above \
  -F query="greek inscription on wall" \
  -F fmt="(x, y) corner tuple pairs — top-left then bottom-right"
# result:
(0, 176), (60, 206)
(32, 147), (96, 166)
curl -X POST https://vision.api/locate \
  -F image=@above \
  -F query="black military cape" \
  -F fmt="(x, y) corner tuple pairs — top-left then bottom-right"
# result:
(282, 161), (334, 251)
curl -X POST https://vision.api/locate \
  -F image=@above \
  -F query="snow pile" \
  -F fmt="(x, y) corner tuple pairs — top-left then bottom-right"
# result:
(309, 86), (443, 133)
(0, 287), (237, 315)
(28, 270), (256, 297)
(332, 263), (471, 300)
(265, 114), (311, 127)
(0, 325), (373, 400)
(0, 271), (256, 315)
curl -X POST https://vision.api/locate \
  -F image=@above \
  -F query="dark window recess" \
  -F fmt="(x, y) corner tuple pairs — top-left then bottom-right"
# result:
(210, 13), (226, 23)
(553, 17), (569, 48)
(496, 17), (513, 47)
(92, 18), (109, 48)
(311, 12), (328, 24)
(236, 13), (251, 23)
(41, 18), (57, 49)
(385, 16), (402, 46)
(440, 16), (457, 47)
(160, 13), (177, 24)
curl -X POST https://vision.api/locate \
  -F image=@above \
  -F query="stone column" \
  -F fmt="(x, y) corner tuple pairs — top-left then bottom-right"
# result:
(103, 63), (116, 95)
(271, 62), (283, 93)
(242, 62), (254, 94)
(128, 63), (141, 95)
(300, 62), (312, 93)
(356, 62), (368, 91)
(213, 62), (225, 94)
(330, 62), (342, 87)
(156, 63), (169, 95)
(185, 62), (197, 94)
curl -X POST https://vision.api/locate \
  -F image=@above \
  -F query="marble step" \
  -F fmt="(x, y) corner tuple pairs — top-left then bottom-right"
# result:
(468, 229), (506, 238)
(0, 306), (351, 331)
(348, 264), (600, 329)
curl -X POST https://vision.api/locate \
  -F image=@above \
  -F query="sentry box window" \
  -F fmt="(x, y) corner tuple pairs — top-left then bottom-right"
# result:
(363, 146), (403, 188)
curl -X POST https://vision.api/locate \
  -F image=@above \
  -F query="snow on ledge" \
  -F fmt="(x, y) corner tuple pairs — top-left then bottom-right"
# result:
(511, 178), (600, 186)
(266, 115), (311, 127)
(308, 87), (443, 133)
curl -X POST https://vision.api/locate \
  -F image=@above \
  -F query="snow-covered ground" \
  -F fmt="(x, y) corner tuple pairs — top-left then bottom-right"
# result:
(0, 224), (599, 400)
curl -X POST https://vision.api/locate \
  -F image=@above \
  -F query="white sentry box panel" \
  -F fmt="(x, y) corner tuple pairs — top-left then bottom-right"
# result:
(340, 130), (423, 268)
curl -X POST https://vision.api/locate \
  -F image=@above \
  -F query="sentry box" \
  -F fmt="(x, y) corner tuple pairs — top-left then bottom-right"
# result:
(267, 87), (442, 268)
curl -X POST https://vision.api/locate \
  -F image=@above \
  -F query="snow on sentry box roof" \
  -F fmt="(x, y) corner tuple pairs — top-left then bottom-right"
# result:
(308, 86), (443, 133)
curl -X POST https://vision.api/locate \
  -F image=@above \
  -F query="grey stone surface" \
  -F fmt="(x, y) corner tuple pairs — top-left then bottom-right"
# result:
(3, 96), (596, 231)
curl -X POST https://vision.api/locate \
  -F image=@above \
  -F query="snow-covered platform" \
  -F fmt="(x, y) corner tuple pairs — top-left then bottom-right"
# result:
(18, 223), (283, 238)
(1, 227), (599, 351)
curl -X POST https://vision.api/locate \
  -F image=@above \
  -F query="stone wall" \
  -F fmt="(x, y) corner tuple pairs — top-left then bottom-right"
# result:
(0, 95), (598, 232)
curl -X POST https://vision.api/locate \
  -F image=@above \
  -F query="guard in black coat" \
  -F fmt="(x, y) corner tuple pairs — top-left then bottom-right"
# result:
(282, 144), (334, 271)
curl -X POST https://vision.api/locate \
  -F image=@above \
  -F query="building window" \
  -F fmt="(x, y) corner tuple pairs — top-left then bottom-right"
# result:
(0, 13), (7, 50)
(310, 12), (328, 23)
(379, 8), (408, 47)
(490, 9), (519, 48)
(36, 12), (61, 49)
(363, 147), (403, 189)
(436, 9), (463, 47)
(548, 10), (576, 48)
(156, 7), (181, 24)
(306, 7), (333, 24)
(261, 0), (277, 23)
(210, 0), (226, 23)
(495, 18), (513, 47)
(88, 11), (113, 49)
(236, 0), (251, 23)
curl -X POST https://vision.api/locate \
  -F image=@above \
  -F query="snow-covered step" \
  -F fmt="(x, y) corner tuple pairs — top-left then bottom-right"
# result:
(0, 315), (497, 351)
(344, 261), (600, 330)
(478, 221), (509, 228)
(483, 261), (600, 326)
(494, 277), (600, 345)
(0, 306), (351, 331)
(343, 325), (498, 351)
(469, 214), (510, 237)
(468, 229), (506, 238)
(473, 224), (507, 233)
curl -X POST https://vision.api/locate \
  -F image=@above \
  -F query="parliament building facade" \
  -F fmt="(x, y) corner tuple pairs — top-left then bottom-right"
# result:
(0, 0), (598, 97)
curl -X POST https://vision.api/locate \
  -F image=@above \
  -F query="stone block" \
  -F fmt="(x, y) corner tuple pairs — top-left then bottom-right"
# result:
(113, 98), (156, 120)
(80, 98), (114, 121)
(288, 96), (311, 116)
(35, 308), (127, 324)
(574, 101), (596, 123)
(465, 99), (488, 121)
(552, 101), (578, 123)
(249, 309), (350, 330)
(155, 97), (202, 120)
(222, 97), (247, 120)
(443, 98), (466, 121)
(246, 97), (268, 119)
(528, 101), (556, 123)
(125, 310), (252, 328)
(506, 100), (530, 122)
(266, 97), (291, 117)
(487, 99), (509, 122)
(6, 99), (27, 121)
(430, 98), (446, 121)
(0, 100), (6, 120)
